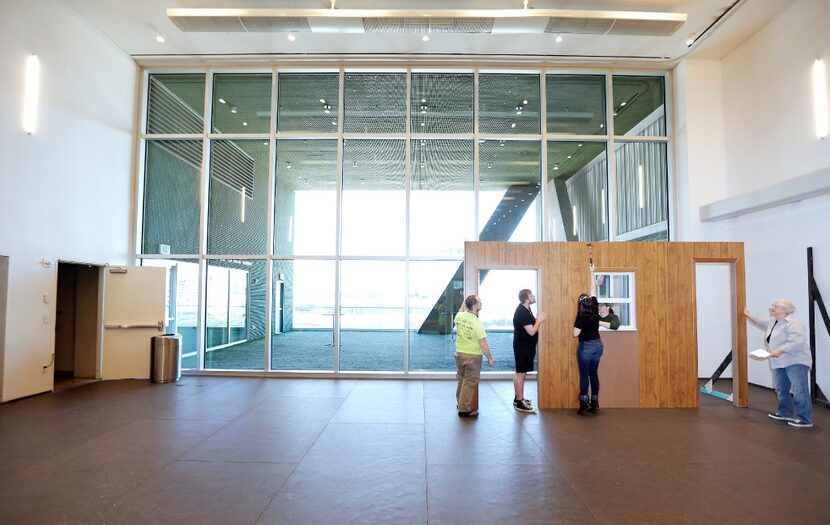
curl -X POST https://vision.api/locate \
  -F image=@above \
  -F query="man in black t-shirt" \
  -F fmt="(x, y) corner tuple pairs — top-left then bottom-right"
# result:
(512, 289), (548, 412)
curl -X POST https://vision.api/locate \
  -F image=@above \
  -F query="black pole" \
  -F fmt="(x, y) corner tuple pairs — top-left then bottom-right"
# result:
(807, 247), (830, 407)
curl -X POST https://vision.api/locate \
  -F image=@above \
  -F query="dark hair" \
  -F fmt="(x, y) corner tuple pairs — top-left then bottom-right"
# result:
(464, 294), (480, 310)
(600, 303), (615, 315)
(518, 289), (532, 302)
(577, 294), (597, 319)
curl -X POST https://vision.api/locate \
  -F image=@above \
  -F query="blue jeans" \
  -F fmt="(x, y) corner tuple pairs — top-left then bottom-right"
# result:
(577, 339), (604, 401)
(773, 364), (812, 423)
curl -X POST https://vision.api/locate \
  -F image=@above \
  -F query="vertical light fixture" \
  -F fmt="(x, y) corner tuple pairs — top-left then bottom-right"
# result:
(813, 59), (828, 139)
(572, 205), (578, 236)
(23, 54), (40, 134)
(601, 188), (606, 225)
(638, 164), (645, 209)
(240, 186), (246, 222)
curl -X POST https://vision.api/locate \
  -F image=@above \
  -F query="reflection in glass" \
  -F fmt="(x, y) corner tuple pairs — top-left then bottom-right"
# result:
(479, 74), (540, 135)
(341, 139), (406, 256)
(205, 259), (265, 370)
(275, 140), (337, 256)
(410, 139), (474, 256)
(208, 140), (269, 254)
(272, 260), (335, 370)
(277, 73), (339, 132)
(345, 73), (406, 133)
(411, 73), (473, 134)
(546, 141), (607, 242)
(147, 74), (205, 134)
(212, 73), (272, 134)
(478, 269), (539, 372)
(546, 74), (606, 135)
(409, 261), (464, 371)
(612, 75), (666, 136)
(141, 259), (200, 369)
(142, 140), (202, 255)
(340, 260), (405, 371)
(615, 141), (668, 240)
(479, 140), (541, 242)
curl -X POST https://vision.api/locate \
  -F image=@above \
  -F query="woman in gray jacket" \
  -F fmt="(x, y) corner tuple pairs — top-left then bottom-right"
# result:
(745, 299), (813, 428)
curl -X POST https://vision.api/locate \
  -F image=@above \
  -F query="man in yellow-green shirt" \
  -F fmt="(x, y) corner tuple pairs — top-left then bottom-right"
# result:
(454, 294), (495, 417)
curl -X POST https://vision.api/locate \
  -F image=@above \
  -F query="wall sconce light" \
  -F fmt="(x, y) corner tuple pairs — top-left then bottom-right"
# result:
(23, 54), (40, 134)
(813, 59), (828, 139)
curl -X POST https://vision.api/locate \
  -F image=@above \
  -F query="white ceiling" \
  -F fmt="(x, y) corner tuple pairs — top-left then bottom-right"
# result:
(60, 0), (792, 66)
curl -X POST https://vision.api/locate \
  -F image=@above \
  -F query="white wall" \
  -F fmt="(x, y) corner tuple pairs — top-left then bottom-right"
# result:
(696, 263), (734, 379)
(0, 1), (136, 402)
(677, 0), (830, 390)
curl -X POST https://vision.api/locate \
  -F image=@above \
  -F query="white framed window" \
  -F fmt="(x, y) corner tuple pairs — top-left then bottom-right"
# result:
(594, 272), (636, 330)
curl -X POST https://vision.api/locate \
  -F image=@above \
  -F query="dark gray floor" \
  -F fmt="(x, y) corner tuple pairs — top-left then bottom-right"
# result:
(1, 378), (828, 524)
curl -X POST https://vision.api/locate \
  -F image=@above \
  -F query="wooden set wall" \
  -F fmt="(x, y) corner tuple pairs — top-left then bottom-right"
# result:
(464, 242), (747, 409)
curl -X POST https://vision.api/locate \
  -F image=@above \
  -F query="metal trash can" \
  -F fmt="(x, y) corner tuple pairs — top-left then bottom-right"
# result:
(151, 334), (182, 383)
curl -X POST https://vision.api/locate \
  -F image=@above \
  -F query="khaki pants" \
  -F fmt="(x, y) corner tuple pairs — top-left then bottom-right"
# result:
(455, 352), (482, 413)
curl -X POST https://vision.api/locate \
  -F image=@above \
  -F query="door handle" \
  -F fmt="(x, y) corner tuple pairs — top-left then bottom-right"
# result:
(104, 322), (164, 331)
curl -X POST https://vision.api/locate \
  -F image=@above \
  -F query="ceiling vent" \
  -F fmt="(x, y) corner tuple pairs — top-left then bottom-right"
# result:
(168, 8), (686, 37)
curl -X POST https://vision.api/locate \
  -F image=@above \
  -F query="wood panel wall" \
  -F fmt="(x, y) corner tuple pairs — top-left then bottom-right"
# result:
(464, 242), (747, 409)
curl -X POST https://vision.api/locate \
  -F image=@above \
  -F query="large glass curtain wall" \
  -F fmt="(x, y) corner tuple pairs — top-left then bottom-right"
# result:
(140, 69), (670, 373)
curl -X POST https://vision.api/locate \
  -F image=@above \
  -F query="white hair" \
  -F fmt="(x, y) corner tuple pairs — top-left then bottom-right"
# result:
(772, 299), (795, 315)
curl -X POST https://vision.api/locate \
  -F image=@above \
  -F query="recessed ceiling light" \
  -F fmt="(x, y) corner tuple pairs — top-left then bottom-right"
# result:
(523, 100), (528, 105)
(242, 121), (248, 126)
(288, 34), (296, 42)
(332, 120), (337, 125)
(230, 105), (238, 114)
(422, 34), (430, 42)
(218, 98), (226, 104)
(156, 34), (166, 43)
(567, 155), (572, 159)
(511, 123), (516, 128)
(421, 98), (426, 103)
(620, 101), (627, 107)
(555, 34), (563, 43)
(320, 99), (326, 104)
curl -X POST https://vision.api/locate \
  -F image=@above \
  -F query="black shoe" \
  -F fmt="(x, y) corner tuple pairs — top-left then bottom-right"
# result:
(577, 400), (590, 415)
(513, 399), (534, 413)
(588, 399), (599, 413)
(787, 418), (813, 428)
(458, 411), (478, 418)
(768, 413), (795, 422)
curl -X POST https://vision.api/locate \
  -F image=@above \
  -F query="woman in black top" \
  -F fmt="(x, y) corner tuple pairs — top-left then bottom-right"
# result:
(573, 265), (603, 415)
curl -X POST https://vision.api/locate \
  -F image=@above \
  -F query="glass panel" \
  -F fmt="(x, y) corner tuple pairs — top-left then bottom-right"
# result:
(546, 141), (608, 242)
(546, 74), (606, 135)
(275, 140), (337, 256)
(409, 261), (464, 372)
(205, 259), (266, 370)
(277, 73), (339, 133)
(344, 73), (406, 133)
(141, 259), (200, 369)
(142, 140), (202, 254)
(615, 141), (668, 240)
(147, 74), (205, 134)
(595, 273), (633, 326)
(479, 140), (541, 242)
(612, 75), (666, 136)
(477, 269), (539, 373)
(411, 73), (473, 134)
(341, 139), (406, 256)
(208, 140), (269, 254)
(410, 139), (474, 256)
(271, 260), (335, 371)
(340, 260), (405, 371)
(212, 73), (272, 134)
(478, 74), (540, 135)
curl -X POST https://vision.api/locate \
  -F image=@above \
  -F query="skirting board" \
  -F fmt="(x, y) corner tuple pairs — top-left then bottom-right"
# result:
(700, 166), (830, 222)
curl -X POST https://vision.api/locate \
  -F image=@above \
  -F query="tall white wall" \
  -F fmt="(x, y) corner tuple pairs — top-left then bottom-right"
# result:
(0, 1), (136, 401)
(676, 0), (830, 390)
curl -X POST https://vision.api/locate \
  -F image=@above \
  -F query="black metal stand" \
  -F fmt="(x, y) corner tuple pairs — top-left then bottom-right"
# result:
(700, 352), (733, 402)
(807, 247), (830, 408)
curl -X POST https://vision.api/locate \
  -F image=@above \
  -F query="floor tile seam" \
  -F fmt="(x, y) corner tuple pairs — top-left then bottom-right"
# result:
(253, 414), (333, 524)
(175, 458), (299, 465)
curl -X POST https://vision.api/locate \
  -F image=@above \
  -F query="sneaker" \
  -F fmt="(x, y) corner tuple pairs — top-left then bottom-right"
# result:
(768, 413), (795, 422)
(788, 419), (813, 428)
(513, 399), (534, 413)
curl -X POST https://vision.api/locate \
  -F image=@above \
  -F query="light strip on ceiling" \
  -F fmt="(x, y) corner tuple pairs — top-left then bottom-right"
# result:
(23, 54), (40, 135)
(813, 59), (828, 139)
(167, 7), (687, 36)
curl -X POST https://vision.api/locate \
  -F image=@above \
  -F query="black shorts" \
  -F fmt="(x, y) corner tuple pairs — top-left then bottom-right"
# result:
(513, 344), (536, 373)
